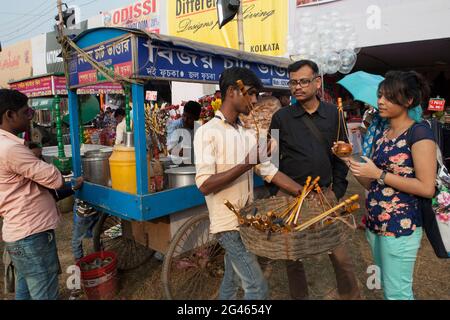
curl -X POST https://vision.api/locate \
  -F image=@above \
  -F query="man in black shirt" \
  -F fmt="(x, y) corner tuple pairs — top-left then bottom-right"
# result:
(269, 60), (360, 300)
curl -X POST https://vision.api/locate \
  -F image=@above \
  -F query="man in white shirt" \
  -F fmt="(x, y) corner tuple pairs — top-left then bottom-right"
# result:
(194, 67), (302, 300)
(167, 101), (202, 163)
(114, 108), (126, 145)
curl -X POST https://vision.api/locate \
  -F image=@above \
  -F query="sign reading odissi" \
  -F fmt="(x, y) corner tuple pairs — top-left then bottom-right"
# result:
(103, 0), (161, 34)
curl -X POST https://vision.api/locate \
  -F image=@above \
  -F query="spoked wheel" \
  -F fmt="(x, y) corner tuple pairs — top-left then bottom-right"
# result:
(93, 213), (154, 271)
(162, 213), (224, 300)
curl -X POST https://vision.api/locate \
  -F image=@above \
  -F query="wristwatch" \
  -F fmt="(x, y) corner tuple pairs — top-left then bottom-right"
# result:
(377, 170), (387, 186)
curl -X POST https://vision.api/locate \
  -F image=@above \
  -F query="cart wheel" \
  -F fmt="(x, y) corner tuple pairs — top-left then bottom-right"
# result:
(93, 213), (154, 271)
(162, 212), (224, 300)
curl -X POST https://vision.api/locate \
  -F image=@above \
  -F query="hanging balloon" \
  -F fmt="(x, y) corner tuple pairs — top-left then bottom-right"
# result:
(329, 11), (340, 25)
(338, 61), (356, 74)
(333, 20), (345, 33)
(332, 34), (347, 52)
(316, 19), (327, 31)
(302, 24), (317, 37)
(295, 41), (312, 57)
(345, 32), (358, 51)
(320, 41), (332, 55)
(297, 46), (309, 57)
(319, 14), (330, 22)
(319, 27), (332, 39)
(343, 22), (356, 35)
(315, 53), (329, 74)
(349, 32), (358, 42)
(339, 49), (357, 66)
(291, 53), (311, 61)
(346, 40), (358, 51)
(299, 11), (312, 19)
(326, 52), (342, 74)
(308, 41), (321, 58)
(300, 17), (314, 30)
(319, 61), (330, 75)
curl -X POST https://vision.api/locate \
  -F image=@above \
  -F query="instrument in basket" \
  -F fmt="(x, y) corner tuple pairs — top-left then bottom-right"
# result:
(334, 97), (353, 157)
(236, 79), (276, 164)
(224, 176), (360, 260)
(236, 80), (276, 143)
(224, 176), (359, 233)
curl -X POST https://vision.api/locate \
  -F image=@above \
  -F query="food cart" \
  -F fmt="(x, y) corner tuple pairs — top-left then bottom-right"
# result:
(66, 27), (290, 299)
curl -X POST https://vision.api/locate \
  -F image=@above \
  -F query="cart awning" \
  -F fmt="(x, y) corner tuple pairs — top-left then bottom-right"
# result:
(67, 27), (290, 90)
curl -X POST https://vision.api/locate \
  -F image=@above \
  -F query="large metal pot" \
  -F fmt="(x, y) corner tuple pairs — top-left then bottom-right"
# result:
(82, 150), (113, 187)
(42, 144), (113, 164)
(165, 166), (196, 189)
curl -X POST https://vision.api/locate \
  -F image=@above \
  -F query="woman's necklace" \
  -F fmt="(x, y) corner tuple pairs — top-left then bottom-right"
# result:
(386, 121), (414, 140)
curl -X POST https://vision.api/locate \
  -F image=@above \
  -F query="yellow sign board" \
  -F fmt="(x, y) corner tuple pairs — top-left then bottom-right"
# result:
(168, 0), (287, 56)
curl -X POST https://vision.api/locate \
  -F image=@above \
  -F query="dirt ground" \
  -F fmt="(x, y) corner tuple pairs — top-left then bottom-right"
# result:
(1, 175), (449, 300)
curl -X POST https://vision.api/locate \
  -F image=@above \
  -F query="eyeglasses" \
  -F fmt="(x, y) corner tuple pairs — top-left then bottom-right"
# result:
(288, 76), (320, 88)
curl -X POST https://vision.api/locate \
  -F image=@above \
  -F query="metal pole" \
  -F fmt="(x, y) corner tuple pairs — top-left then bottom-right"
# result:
(53, 0), (72, 174)
(237, 3), (245, 51)
(57, 0), (64, 34)
(321, 70), (325, 99)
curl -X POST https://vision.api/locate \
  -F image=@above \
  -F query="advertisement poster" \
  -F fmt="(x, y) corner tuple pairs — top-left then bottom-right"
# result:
(9, 76), (53, 97)
(9, 75), (68, 97)
(168, 0), (287, 57)
(0, 40), (33, 88)
(296, 0), (342, 7)
(103, 0), (161, 34)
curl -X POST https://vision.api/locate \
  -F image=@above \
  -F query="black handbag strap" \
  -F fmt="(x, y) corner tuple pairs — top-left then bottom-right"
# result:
(301, 115), (329, 154)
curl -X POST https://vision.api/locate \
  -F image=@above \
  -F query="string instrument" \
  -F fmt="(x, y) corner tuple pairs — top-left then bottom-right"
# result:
(334, 97), (353, 157)
(236, 79), (277, 161)
(236, 80), (261, 141)
(224, 180), (360, 233)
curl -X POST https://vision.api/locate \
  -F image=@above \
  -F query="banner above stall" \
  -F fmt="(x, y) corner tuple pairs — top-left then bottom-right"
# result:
(67, 28), (289, 90)
(9, 74), (67, 97)
(136, 37), (289, 88)
(11, 74), (124, 97)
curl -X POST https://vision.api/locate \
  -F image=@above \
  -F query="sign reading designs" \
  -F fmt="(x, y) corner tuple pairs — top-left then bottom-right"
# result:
(68, 35), (134, 88)
(103, 0), (160, 34)
(168, 0), (287, 57)
(136, 37), (288, 88)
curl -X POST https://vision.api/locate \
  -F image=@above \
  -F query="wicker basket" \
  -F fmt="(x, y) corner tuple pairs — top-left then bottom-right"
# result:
(239, 197), (355, 260)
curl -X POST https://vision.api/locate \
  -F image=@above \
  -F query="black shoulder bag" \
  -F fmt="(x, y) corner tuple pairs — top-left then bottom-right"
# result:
(407, 122), (449, 259)
(301, 115), (332, 160)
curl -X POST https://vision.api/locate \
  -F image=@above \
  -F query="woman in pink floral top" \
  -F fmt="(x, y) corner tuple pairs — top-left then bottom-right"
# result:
(334, 71), (436, 300)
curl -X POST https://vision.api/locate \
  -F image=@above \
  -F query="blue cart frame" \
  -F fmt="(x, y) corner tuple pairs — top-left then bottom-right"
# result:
(67, 27), (290, 222)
